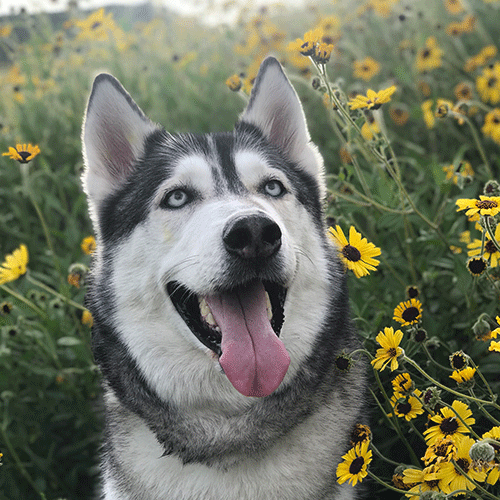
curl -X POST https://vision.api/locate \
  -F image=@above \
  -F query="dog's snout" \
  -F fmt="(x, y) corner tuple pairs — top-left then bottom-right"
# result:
(223, 215), (282, 260)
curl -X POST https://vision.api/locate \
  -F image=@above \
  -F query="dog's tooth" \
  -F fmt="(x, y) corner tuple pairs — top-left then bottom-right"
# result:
(265, 291), (273, 321)
(199, 297), (210, 317)
(206, 312), (217, 327)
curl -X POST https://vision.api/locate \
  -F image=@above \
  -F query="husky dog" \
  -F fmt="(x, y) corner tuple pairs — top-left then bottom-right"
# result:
(82, 56), (367, 500)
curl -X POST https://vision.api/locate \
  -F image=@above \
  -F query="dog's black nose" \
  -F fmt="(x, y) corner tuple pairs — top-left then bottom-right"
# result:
(223, 215), (282, 260)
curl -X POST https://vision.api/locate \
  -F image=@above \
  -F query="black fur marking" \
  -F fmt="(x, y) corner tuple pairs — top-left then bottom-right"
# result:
(213, 132), (245, 194)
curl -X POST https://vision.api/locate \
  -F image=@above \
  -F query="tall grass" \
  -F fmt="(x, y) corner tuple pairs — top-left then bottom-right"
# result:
(0, 0), (499, 498)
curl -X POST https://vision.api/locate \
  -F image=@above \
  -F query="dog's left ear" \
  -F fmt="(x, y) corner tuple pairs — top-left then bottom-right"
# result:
(240, 57), (324, 194)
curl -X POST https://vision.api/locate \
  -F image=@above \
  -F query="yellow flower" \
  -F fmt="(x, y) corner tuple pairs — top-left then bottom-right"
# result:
(481, 427), (500, 484)
(391, 372), (413, 396)
(489, 340), (500, 352)
(449, 366), (476, 384)
(467, 224), (500, 267)
(361, 117), (380, 140)
(422, 438), (457, 466)
(390, 390), (424, 421)
(0, 24), (13, 37)
(225, 74), (242, 92)
(403, 464), (446, 497)
(422, 100), (435, 129)
(353, 57), (380, 81)
(81, 236), (96, 255)
(393, 298), (423, 326)
(288, 27), (324, 56)
(476, 62), (500, 105)
(81, 309), (93, 327)
(0, 244), (29, 285)
(371, 327), (404, 372)
(328, 225), (381, 278)
(465, 45), (497, 72)
(482, 108), (500, 145)
(423, 400), (475, 445)
(416, 37), (443, 72)
(456, 195), (500, 218)
(389, 104), (410, 126)
(349, 423), (371, 447)
(437, 436), (487, 493)
(73, 8), (118, 42)
(442, 161), (474, 185)
(2, 144), (41, 163)
(348, 85), (397, 110)
(444, 0), (464, 14)
(313, 42), (334, 64)
(336, 440), (372, 486)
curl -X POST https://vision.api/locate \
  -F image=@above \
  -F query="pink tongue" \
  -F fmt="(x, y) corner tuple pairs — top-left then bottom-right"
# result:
(205, 282), (290, 397)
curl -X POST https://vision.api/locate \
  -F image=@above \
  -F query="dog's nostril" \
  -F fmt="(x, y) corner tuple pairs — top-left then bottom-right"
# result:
(224, 226), (253, 252)
(223, 215), (282, 260)
(262, 222), (281, 246)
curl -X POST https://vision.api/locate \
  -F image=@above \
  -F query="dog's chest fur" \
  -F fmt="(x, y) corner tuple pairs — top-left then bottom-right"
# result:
(102, 386), (362, 500)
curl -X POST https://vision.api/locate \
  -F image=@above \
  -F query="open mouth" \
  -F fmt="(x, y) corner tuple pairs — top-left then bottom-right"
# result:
(166, 280), (289, 397)
(166, 280), (286, 356)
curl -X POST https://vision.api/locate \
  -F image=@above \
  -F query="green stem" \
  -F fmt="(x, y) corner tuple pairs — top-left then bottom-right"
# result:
(403, 356), (500, 410)
(468, 389), (500, 427)
(468, 358), (496, 402)
(372, 369), (421, 466)
(327, 181), (414, 214)
(422, 343), (453, 372)
(370, 442), (403, 467)
(26, 274), (86, 311)
(366, 470), (420, 496)
(460, 114), (493, 178)
(484, 216), (500, 253)
(0, 284), (47, 318)
(0, 421), (42, 497)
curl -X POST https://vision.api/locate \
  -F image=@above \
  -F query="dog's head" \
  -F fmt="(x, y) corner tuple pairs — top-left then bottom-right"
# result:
(82, 57), (334, 402)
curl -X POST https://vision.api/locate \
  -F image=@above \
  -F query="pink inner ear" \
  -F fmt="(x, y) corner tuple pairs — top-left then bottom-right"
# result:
(100, 119), (136, 182)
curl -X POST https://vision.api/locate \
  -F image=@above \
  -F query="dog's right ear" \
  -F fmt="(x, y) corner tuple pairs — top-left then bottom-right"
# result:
(82, 74), (157, 211)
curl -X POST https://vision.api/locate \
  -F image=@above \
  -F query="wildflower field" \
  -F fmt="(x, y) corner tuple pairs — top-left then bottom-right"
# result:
(1, 0), (500, 498)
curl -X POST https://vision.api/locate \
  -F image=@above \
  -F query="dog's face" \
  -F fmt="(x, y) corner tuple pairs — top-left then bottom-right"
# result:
(82, 58), (334, 404)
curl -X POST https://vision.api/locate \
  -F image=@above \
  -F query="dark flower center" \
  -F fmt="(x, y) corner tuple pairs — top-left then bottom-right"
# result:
(451, 353), (466, 369)
(335, 355), (351, 372)
(349, 456), (365, 475)
(342, 244), (361, 262)
(387, 347), (398, 357)
(397, 401), (412, 415)
(467, 258), (486, 275)
(91, 21), (102, 30)
(422, 48), (431, 59)
(440, 417), (459, 435)
(485, 240), (498, 254)
(18, 151), (31, 163)
(456, 458), (470, 473)
(488, 77), (498, 88)
(402, 306), (419, 322)
(476, 200), (497, 209)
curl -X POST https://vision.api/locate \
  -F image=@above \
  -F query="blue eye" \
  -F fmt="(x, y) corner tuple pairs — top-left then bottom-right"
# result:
(264, 180), (285, 198)
(161, 189), (191, 209)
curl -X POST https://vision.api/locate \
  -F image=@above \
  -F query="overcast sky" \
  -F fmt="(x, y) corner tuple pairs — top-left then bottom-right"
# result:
(0, 0), (307, 19)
